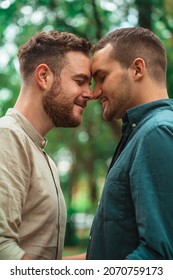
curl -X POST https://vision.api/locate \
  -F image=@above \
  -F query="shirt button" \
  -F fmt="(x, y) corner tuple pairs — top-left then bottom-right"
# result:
(132, 123), (136, 128)
(89, 235), (92, 240)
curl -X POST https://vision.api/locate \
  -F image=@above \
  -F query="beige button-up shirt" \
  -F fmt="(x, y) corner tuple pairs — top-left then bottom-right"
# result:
(0, 109), (66, 259)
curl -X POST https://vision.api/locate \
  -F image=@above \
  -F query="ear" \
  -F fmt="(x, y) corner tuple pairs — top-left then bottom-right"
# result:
(130, 58), (145, 81)
(35, 64), (53, 90)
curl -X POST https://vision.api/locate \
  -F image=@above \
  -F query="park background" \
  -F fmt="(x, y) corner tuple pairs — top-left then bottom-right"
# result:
(0, 0), (173, 256)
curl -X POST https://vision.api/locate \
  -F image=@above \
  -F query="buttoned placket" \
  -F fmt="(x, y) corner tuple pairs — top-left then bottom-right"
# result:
(89, 119), (137, 247)
(107, 122), (137, 175)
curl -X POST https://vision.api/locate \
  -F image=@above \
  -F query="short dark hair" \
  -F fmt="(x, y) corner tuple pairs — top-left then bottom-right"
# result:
(18, 31), (92, 80)
(93, 27), (167, 85)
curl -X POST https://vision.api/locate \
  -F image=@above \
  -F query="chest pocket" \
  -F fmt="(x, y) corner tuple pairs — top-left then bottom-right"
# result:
(99, 167), (135, 221)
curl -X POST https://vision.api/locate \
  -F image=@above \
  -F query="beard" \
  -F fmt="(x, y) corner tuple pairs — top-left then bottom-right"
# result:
(42, 77), (85, 127)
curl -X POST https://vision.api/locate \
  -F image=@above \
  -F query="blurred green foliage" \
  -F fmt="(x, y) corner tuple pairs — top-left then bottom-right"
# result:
(0, 0), (173, 249)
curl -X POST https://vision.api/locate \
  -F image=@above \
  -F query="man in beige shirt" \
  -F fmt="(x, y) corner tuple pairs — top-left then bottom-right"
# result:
(0, 31), (93, 260)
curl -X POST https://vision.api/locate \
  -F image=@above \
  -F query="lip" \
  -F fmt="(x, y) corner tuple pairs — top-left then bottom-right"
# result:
(75, 101), (87, 109)
(101, 98), (108, 106)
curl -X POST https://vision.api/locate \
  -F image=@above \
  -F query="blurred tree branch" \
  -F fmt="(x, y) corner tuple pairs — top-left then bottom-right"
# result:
(135, 0), (152, 29)
(91, 0), (103, 39)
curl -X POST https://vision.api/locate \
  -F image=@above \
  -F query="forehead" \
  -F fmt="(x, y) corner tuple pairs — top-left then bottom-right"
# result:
(62, 51), (91, 76)
(91, 43), (115, 75)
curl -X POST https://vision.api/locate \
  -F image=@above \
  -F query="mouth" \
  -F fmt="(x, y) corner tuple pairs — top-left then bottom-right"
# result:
(100, 97), (108, 107)
(75, 101), (87, 109)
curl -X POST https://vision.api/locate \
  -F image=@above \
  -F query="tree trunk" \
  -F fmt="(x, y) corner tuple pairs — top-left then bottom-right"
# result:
(135, 0), (152, 29)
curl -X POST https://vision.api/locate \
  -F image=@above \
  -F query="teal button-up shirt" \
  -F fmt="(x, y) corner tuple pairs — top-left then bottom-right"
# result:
(87, 99), (173, 259)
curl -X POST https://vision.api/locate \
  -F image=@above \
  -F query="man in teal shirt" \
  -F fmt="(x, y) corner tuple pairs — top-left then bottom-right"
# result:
(87, 27), (173, 259)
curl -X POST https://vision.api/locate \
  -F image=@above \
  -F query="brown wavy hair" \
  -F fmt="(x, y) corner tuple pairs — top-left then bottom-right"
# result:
(18, 31), (92, 80)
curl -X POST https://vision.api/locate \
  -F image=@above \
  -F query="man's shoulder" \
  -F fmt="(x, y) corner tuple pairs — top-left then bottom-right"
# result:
(147, 106), (173, 127)
(0, 114), (26, 144)
(139, 104), (173, 128)
(0, 114), (22, 132)
(131, 106), (173, 144)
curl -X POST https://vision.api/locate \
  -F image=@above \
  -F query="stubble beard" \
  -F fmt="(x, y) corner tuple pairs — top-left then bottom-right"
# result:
(42, 77), (82, 128)
(104, 73), (131, 121)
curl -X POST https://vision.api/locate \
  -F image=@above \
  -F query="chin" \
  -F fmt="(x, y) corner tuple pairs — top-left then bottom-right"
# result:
(59, 118), (82, 128)
(103, 108), (116, 121)
(72, 113), (82, 126)
(103, 112), (110, 121)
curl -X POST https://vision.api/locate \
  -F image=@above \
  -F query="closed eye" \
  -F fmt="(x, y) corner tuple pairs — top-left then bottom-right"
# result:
(93, 75), (105, 84)
(75, 79), (85, 85)
(93, 70), (106, 83)
(72, 73), (91, 86)
(98, 75), (105, 81)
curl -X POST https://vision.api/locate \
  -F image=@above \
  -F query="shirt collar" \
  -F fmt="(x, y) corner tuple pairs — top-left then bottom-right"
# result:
(6, 108), (47, 149)
(122, 99), (173, 129)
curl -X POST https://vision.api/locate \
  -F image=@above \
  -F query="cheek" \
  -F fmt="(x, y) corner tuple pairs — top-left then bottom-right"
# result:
(65, 83), (80, 95)
(102, 79), (115, 93)
(105, 73), (124, 91)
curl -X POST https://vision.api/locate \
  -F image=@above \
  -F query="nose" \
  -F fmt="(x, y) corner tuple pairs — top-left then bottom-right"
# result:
(93, 84), (102, 100)
(82, 86), (94, 100)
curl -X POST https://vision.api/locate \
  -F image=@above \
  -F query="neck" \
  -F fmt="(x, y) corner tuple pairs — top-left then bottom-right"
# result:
(14, 88), (54, 137)
(133, 79), (168, 107)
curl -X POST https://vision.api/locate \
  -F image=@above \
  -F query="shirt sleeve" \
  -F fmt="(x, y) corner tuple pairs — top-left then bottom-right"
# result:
(0, 127), (30, 259)
(127, 124), (173, 259)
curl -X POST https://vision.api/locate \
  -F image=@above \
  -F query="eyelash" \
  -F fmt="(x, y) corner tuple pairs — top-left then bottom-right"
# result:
(99, 76), (105, 82)
(76, 80), (84, 85)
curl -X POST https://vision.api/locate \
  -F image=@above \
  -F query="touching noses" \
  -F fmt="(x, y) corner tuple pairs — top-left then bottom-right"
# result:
(82, 86), (94, 100)
(93, 83), (102, 99)
(82, 83), (102, 100)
